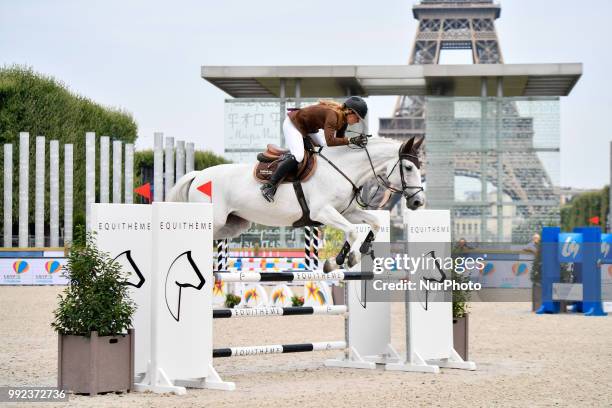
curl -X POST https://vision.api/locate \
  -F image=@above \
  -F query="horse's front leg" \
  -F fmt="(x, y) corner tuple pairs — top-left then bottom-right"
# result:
(311, 205), (361, 273)
(343, 209), (382, 268)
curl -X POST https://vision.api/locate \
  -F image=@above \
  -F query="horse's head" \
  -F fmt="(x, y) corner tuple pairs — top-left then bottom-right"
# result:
(386, 136), (425, 210)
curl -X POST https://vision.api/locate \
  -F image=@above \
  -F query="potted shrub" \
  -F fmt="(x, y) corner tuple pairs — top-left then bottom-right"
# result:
(52, 229), (136, 395)
(452, 269), (472, 361)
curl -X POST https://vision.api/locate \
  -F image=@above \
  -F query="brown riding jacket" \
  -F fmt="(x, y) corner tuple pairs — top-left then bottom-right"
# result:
(288, 104), (349, 147)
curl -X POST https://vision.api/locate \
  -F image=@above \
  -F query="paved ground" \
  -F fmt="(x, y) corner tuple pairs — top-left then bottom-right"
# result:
(1, 286), (611, 407)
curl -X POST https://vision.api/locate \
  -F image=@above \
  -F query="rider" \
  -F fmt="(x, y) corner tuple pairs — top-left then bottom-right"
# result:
(260, 96), (369, 202)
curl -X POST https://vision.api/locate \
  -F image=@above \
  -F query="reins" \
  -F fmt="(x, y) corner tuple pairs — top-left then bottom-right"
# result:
(314, 148), (363, 213)
(310, 139), (424, 212)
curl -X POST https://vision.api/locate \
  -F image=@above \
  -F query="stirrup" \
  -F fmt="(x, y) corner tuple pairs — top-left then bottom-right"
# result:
(261, 183), (277, 203)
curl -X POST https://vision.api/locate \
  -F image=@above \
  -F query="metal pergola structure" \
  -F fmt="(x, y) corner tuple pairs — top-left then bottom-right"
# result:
(201, 63), (581, 242)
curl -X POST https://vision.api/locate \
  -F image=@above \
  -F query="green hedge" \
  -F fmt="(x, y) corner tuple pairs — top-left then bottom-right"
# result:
(0, 66), (137, 234)
(561, 186), (609, 232)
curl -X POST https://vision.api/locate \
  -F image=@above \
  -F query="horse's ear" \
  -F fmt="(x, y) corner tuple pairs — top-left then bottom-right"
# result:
(401, 137), (415, 155)
(412, 136), (424, 152)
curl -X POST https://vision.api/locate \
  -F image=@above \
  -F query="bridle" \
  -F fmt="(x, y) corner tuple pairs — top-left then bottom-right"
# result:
(363, 143), (424, 205)
(312, 137), (424, 212)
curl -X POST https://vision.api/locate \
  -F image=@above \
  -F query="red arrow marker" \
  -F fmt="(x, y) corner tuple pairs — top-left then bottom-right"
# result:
(197, 181), (212, 200)
(134, 183), (152, 202)
(589, 216), (600, 225)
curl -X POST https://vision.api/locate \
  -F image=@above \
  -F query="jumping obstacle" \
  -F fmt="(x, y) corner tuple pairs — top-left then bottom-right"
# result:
(384, 209), (476, 373)
(213, 226), (321, 308)
(213, 341), (346, 358)
(214, 270), (373, 282)
(91, 204), (476, 395)
(536, 226), (609, 316)
(215, 239), (229, 271)
(304, 226), (320, 270)
(213, 305), (347, 318)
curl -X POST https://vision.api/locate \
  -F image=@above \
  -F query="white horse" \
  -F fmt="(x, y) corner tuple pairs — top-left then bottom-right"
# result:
(166, 136), (425, 271)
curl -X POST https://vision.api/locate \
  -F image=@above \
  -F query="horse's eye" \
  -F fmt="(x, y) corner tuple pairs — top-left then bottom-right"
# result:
(405, 165), (413, 171)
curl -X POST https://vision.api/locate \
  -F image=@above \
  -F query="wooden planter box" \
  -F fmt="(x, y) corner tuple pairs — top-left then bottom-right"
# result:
(58, 329), (134, 395)
(453, 315), (470, 361)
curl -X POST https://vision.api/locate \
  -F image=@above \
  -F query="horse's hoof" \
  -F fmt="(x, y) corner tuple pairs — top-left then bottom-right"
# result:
(347, 251), (360, 268)
(323, 258), (338, 273)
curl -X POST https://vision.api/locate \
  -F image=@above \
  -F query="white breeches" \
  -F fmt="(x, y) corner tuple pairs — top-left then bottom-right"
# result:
(283, 116), (327, 162)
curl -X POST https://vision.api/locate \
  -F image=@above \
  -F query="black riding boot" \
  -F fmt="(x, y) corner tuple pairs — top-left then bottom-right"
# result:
(261, 154), (299, 202)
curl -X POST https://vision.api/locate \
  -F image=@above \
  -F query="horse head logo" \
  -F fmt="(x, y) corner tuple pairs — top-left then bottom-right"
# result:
(164, 251), (206, 322)
(422, 250), (447, 283)
(113, 250), (145, 288)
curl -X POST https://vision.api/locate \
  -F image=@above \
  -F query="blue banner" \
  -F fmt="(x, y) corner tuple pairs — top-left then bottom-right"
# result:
(558, 233), (582, 262)
(601, 234), (612, 263)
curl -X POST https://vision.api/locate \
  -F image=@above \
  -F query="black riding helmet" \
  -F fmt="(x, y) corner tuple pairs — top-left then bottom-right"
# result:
(343, 96), (368, 120)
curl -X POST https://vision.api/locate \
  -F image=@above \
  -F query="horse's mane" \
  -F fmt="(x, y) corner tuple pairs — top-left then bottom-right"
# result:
(323, 137), (402, 160)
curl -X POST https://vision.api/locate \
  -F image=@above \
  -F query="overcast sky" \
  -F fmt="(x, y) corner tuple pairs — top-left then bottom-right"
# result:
(1, 0), (610, 188)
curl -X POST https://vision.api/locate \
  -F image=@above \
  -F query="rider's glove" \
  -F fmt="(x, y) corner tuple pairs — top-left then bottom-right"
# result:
(349, 135), (367, 148)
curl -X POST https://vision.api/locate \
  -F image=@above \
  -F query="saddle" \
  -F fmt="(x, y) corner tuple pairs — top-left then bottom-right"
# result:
(253, 144), (317, 184)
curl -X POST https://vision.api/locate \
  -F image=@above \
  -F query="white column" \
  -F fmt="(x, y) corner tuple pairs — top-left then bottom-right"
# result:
(186, 142), (195, 173)
(100, 136), (110, 203)
(154, 132), (164, 202)
(64, 144), (73, 245)
(175, 140), (185, 181)
(50, 140), (59, 247)
(19, 133), (29, 247)
(112, 140), (122, 203)
(35, 136), (45, 247)
(125, 143), (134, 204)
(164, 137), (174, 198)
(85, 132), (95, 229)
(3, 144), (12, 247)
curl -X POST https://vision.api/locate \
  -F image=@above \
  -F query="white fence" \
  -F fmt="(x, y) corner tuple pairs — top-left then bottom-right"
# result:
(1, 132), (194, 248)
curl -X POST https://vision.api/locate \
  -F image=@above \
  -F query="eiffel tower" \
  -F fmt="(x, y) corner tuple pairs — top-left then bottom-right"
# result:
(379, 0), (503, 139)
(375, 0), (559, 242)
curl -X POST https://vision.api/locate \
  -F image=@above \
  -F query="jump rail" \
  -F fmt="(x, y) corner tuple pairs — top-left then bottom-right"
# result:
(213, 341), (346, 358)
(213, 305), (347, 318)
(213, 271), (373, 283)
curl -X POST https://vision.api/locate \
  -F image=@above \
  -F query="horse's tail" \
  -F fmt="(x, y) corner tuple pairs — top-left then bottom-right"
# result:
(165, 171), (198, 202)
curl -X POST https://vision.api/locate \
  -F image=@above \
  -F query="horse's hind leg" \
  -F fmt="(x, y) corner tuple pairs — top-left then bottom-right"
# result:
(215, 213), (251, 240)
(213, 205), (249, 241)
(311, 205), (360, 272)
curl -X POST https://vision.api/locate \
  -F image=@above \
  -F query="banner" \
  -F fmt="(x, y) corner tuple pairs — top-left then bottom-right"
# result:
(0, 258), (68, 285)
(465, 259), (533, 288)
